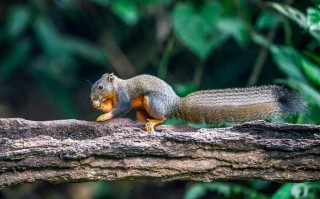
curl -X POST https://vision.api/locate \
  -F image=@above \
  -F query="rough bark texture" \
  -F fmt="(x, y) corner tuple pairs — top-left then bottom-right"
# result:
(0, 118), (320, 188)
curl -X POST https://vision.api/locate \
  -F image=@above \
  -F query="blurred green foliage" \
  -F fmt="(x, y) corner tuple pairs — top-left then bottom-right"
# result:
(268, 2), (320, 123)
(184, 182), (320, 199)
(272, 182), (320, 199)
(184, 182), (269, 199)
(1, 0), (320, 199)
(172, 1), (249, 60)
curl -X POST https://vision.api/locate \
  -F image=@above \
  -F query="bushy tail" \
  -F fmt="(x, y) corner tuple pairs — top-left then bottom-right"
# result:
(175, 86), (306, 124)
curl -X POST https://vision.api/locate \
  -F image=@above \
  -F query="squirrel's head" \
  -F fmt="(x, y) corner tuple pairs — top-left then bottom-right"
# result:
(90, 73), (117, 102)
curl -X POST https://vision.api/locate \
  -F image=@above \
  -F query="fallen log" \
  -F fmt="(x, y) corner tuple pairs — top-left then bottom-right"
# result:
(0, 118), (319, 188)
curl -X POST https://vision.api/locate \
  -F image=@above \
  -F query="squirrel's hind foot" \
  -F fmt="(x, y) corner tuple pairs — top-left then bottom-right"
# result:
(145, 119), (165, 132)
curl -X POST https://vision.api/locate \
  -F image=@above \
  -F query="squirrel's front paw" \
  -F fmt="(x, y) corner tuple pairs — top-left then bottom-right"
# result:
(92, 100), (101, 109)
(96, 112), (113, 122)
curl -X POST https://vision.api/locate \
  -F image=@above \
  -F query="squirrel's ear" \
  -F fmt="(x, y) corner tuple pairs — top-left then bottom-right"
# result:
(105, 73), (114, 83)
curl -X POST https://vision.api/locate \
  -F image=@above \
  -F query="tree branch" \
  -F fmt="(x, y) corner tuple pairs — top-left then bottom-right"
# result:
(0, 118), (319, 187)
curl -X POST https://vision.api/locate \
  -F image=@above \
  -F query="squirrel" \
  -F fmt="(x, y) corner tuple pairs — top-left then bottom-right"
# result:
(90, 73), (306, 132)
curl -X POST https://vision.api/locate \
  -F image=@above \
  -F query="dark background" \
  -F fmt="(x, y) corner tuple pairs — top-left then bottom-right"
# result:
(0, 0), (320, 198)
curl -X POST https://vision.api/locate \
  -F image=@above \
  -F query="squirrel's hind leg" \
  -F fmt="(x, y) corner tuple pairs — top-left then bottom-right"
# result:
(143, 94), (167, 132)
(136, 110), (149, 121)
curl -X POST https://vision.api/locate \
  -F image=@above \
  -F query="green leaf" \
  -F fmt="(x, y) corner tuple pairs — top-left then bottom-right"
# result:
(0, 28), (7, 42)
(272, 45), (320, 88)
(89, 0), (110, 7)
(184, 184), (207, 199)
(268, 4), (320, 42)
(291, 183), (310, 199)
(33, 16), (110, 71)
(270, 46), (307, 82)
(33, 16), (65, 57)
(251, 31), (270, 48)
(185, 183), (268, 199)
(217, 18), (249, 46)
(303, 50), (320, 65)
(249, 180), (271, 191)
(271, 183), (294, 199)
(256, 12), (282, 30)
(172, 2), (228, 60)
(173, 83), (196, 97)
(6, 5), (31, 38)
(284, 78), (320, 108)
(61, 36), (109, 66)
(31, 58), (78, 118)
(269, 2), (308, 29)
(272, 182), (320, 199)
(38, 81), (79, 118)
(307, 7), (320, 29)
(301, 59), (320, 86)
(0, 38), (32, 81)
(111, 1), (139, 26)
(92, 182), (114, 198)
(307, 7), (320, 41)
(184, 183), (234, 199)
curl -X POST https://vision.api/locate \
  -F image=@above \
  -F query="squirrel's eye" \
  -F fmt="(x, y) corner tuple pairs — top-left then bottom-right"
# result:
(98, 85), (104, 90)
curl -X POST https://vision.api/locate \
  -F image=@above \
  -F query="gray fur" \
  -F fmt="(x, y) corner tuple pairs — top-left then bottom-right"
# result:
(176, 85), (306, 124)
(92, 74), (306, 124)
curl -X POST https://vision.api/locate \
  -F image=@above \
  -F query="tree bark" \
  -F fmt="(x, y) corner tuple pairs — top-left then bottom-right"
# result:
(0, 118), (319, 188)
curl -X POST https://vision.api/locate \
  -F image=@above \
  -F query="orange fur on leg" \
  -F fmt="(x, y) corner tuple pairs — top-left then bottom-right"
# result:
(131, 95), (144, 109)
(142, 96), (166, 132)
(142, 96), (154, 118)
(136, 110), (149, 121)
